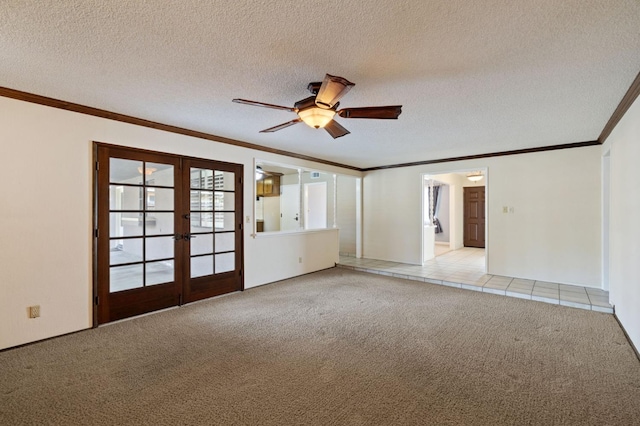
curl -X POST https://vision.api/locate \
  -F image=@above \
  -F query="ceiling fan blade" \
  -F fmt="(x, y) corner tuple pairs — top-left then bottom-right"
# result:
(233, 98), (296, 112)
(324, 120), (350, 139)
(259, 118), (302, 133)
(315, 74), (355, 109)
(338, 105), (403, 119)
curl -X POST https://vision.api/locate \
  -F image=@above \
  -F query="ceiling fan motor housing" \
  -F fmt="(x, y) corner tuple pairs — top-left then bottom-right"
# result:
(307, 82), (322, 95)
(294, 96), (320, 111)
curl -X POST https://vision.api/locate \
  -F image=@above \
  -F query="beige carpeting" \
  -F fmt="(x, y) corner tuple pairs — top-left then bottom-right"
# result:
(1, 268), (639, 425)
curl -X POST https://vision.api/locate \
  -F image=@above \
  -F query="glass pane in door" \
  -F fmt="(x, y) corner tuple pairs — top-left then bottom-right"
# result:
(110, 158), (143, 185)
(108, 159), (176, 293)
(191, 255), (213, 278)
(191, 234), (213, 256)
(215, 171), (235, 191)
(109, 185), (142, 210)
(146, 260), (174, 286)
(214, 192), (235, 211)
(110, 264), (143, 292)
(215, 253), (234, 273)
(145, 162), (174, 187)
(190, 168), (213, 189)
(146, 188), (174, 210)
(110, 238), (143, 265)
(189, 167), (236, 278)
(146, 236), (174, 261)
(215, 233), (235, 253)
(144, 212), (174, 236)
(191, 213), (213, 232)
(214, 213), (235, 232)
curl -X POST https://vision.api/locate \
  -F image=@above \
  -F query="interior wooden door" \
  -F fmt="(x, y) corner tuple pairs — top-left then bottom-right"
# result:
(96, 145), (183, 323)
(463, 186), (485, 248)
(95, 144), (243, 324)
(181, 158), (243, 303)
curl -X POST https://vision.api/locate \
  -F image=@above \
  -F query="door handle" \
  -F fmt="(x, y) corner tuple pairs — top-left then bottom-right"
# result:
(183, 233), (196, 240)
(172, 233), (183, 240)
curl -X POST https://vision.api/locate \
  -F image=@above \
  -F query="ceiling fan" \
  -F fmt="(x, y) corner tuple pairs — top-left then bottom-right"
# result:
(233, 74), (402, 139)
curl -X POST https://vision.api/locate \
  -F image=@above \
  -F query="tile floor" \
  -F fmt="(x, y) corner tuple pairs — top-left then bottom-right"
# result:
(337, 247), (613, 313)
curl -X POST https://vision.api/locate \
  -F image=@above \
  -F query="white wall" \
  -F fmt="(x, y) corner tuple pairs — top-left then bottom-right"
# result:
(603, 94), (640, 351)
(0, 96), (357, 349)
(364, 146), (602, 287)
(337, 175), (357, 255)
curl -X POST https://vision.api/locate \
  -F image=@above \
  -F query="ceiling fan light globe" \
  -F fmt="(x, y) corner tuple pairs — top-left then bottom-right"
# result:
(298, 107), (335, 129)
(137, 167), (157, 175)
(467, 172), (484, 182)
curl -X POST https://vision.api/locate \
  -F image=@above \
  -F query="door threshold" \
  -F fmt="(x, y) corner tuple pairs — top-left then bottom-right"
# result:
(99, 305), (180, 327)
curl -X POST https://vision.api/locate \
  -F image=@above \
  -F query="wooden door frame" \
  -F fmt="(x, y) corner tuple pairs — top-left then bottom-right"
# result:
(92, 142), (244, 327)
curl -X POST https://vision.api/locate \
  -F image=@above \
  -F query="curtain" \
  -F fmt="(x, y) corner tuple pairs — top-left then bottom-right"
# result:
(432, 185), (443, 234)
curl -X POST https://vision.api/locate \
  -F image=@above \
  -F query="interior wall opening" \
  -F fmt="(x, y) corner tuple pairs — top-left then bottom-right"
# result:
(254, 159), (361, 258)
(422, 169), (488, 273)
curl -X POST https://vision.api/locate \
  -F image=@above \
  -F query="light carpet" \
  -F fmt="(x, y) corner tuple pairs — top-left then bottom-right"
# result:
(1, 268), (639, 425)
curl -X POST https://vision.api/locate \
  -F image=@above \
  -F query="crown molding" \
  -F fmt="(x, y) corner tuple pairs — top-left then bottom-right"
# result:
(361, 140), (600, 171)
(598, 70), (640, 144)
(0, 86), (360, 172)
(4, 77), (637, 173)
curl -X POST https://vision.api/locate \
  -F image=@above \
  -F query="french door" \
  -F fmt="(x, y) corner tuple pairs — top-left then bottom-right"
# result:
(95, 144), (243, 324)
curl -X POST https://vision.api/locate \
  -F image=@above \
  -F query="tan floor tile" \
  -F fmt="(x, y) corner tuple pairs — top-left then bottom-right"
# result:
(561, 295), (588, 303)
(534, 282), (559, 290)
(511, 278), (535, 286)
(508, 283), (535, 291)
(484, 281), (511, 290)
(506, 286), (532, 295)
(559, 284), (587, 294)
(532, 289), (559, 297)
(340, 251), (611, 315)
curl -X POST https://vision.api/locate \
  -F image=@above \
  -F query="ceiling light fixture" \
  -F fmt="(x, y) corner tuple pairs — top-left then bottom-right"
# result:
(137, 167), (157, 175)
(297, 107), (336, 129)
(467, 172), (484, 182)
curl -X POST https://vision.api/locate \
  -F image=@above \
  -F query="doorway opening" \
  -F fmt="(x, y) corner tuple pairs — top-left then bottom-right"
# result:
(422, 169), (488, 272)
(304, 182), (328, 229)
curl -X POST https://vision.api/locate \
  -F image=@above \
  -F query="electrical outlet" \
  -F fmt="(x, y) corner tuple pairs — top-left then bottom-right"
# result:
(298, 257), (302, 263)
(28, 305), (40, 318)
(509, 207), (515, 214)
(503, 206), (508, 213)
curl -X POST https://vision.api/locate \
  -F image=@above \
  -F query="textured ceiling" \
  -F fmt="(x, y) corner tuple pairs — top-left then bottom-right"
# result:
(2, 1), (640, 169)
